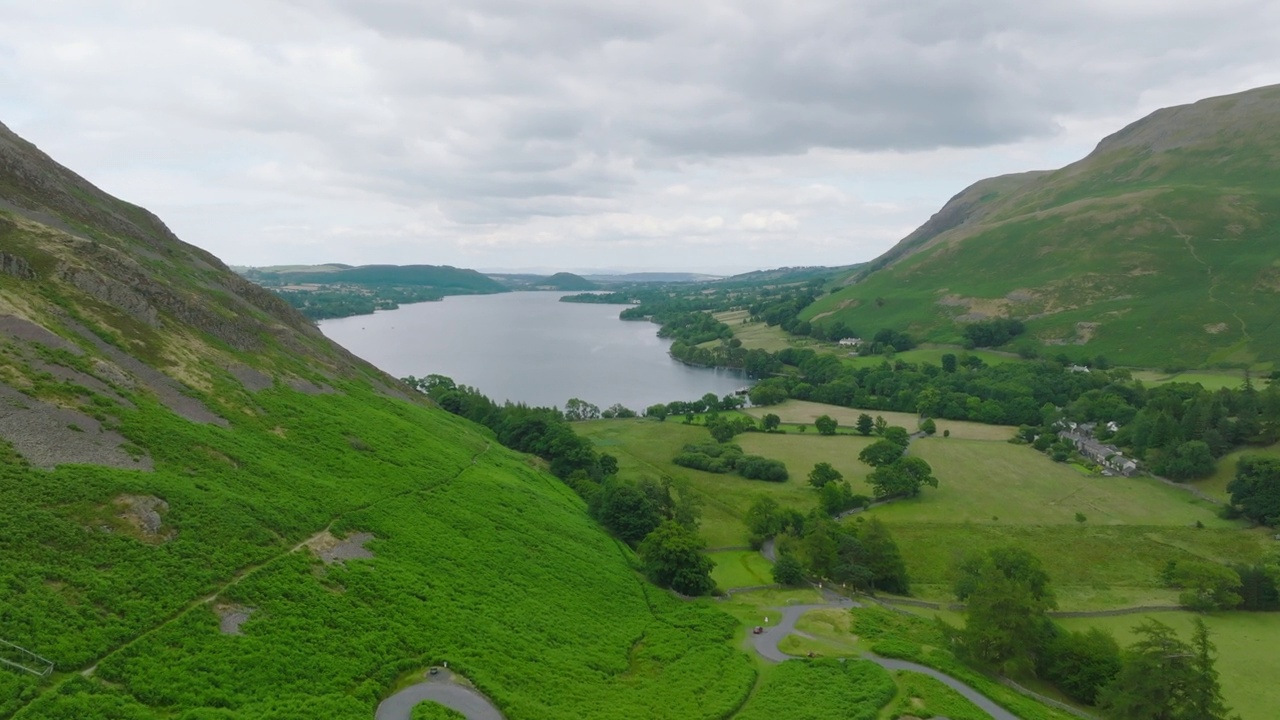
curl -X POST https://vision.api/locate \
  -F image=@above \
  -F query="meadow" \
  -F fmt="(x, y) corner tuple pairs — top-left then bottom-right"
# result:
(581, 413), (1270, 609)
(739, 400), (1017, 441)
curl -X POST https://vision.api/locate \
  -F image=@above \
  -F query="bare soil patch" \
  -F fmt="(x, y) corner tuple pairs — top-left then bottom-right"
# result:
(303, 530), (376, 565)
(215, 604), (256, 635)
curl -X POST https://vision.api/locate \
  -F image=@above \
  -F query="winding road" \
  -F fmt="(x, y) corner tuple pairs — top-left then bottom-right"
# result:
(375, 669), (505, 720)
(748, 599), (1019, 720)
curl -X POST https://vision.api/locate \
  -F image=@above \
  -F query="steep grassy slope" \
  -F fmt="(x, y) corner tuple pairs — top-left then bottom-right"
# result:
(0, 122), (754, 718)
(809, 84), (1280, 369)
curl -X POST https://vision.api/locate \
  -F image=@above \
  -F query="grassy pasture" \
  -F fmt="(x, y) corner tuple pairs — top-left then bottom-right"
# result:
(1058, 612), (1280, 720)
(580, 419), (828, 547)
(740, 400), (1017, 441)
(867, 439), (1231, 527)
(887, 523), (1271, 609)
(709, 550), (775, 590)
(713, 310), (797, 352)
(1130, 368), (1271, 390)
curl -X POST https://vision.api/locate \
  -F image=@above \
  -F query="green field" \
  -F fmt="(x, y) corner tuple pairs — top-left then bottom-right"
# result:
(869, 438), (1230, 527)
(741, 400), (1017, 441)
(714, 310), (798, 352)
(709, 550), (776, 590)
(580, 419), (832, 547)
(1130, 368), (1271, 390)
(1195, 441), (1280, 501)
(1058, 612), (1280, 720)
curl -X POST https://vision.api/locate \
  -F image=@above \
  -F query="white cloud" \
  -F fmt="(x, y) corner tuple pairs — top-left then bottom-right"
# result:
(1, 0), (1278, 272)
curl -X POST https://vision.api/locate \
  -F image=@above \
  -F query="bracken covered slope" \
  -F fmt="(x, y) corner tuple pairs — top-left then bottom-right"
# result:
(0, 124), (754, 719)
(809, 84), (1280, 369)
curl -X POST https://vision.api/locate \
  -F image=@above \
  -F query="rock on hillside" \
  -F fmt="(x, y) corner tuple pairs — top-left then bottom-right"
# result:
(0, 121), (417, 467)
(808, 84), (1280, 368)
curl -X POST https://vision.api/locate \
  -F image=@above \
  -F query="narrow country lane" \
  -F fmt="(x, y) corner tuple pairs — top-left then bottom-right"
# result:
(375, 669), (505, 720)
(748, 601), (1019, 720)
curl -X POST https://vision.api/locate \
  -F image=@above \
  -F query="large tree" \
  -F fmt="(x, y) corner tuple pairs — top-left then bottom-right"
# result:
(808, 462), (843, 489)
(859, 438), (905, 468)
(638, 520), (716, 596)
(814, 414), (838, 435)
(867, 456), (938, 499)
(956, 546), (1056, 675)
(1227, 455), (1280, 525)
(1098, 619), (1237, 720)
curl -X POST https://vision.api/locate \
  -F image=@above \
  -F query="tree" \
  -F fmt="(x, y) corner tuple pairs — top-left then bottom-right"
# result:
(956, 547), (1057, 675)
(592, 481), (662, 545)
(819, 481), (862, 515)
(762, 413), (781, 431)
(859, 439), (905, 468)
(814, 414), (838, 435)
(1156, 440), (1215, 480)
(858, 517), (909, 594)
(602, 403), (637, 419)
(941, 353), (958, 373)
(564, 397), (601, 421)
(880, 425), (911, 447)
(1227, 455), (1280, 525)
(772, 554), (806, 586)
(638, 520), (716, 596)
(873, 415), (889, 436)
(855, 413), (875, 436)
(645, 403), (669, 421)
(808, 462), (843, 489)
(1098, 619), (1236, 720)
(708, 420), (737, 443)
(954, 545), (1055, 604)
(1043, 628), (1122, 705)
(1169, 561), (1242, 611)
(867, 456), (938, 499)
(920, 418), (937, 435)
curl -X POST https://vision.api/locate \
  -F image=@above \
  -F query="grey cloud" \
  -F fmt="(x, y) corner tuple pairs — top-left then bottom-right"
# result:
(2, 0), (1278, 269)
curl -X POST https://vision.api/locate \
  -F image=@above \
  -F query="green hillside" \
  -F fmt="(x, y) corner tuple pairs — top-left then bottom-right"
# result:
(0, 121), (754, 718)
(542, 272), (598, 290)
(809, 84), (1280, 369)
(243, 264), (507, 294)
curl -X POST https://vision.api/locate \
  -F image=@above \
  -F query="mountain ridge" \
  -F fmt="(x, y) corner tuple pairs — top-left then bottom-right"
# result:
(808, 83), (1280, 368)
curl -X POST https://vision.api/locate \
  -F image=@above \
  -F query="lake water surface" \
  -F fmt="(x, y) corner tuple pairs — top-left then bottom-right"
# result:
(319, 291), (748, 410)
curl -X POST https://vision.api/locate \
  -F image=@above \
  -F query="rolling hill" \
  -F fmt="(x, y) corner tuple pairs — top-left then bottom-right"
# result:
(0, 122), (755, 718)
(807, 84), (1280, 369)
(239, 263), (507, 294)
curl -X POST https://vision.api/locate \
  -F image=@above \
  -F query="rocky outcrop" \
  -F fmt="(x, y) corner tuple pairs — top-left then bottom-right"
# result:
(0, 384), (153, 470)
(0, 251), (36, 280)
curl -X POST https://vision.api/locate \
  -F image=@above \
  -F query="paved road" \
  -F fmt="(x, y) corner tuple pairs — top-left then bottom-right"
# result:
(748, 602), (1018, 720)
(375, 670), (505, 720)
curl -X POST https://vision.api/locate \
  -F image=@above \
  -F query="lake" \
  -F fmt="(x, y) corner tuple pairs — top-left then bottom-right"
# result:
(318, 291), (749, 411)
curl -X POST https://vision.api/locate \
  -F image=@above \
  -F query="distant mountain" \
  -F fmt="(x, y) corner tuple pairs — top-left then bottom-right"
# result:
(542, 272), (598, 290)
(239, 263), (507, 294)
(583, 272), (723, 284)
(488, 271), (598, 290)
(807, 84), (1280, 369)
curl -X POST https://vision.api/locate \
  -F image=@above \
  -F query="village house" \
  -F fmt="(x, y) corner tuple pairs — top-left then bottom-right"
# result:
(1058, 425), (1140, 477)
(837, 337), (863, 347)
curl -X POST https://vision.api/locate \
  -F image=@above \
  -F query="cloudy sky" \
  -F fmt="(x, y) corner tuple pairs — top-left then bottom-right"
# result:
(2, 1), (1278, 274)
